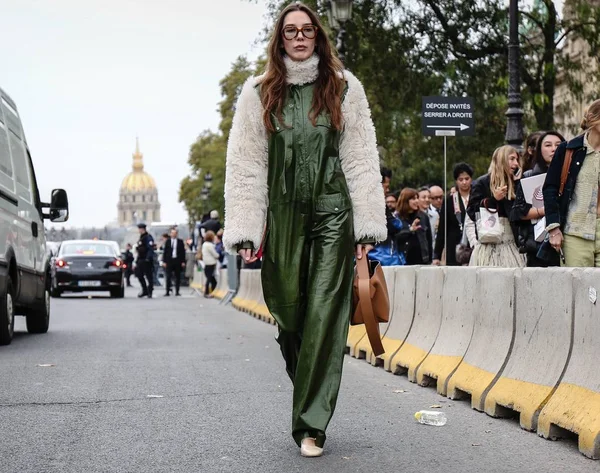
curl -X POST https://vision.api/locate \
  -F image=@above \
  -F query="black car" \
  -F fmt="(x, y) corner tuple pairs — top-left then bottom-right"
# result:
(51, 240), (125, 298)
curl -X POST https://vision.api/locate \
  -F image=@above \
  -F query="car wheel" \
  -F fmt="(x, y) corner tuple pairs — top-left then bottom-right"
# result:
(119, 284), (125, 298)
(0, 279), (15, 345)
(26, 287), (50, 334)
(50, 281), (61, 298)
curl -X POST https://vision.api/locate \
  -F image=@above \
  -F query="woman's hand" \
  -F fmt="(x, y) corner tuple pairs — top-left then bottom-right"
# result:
(432, 259), (441, 266)
(410, 218), (421, 232)
(549, 228), (564, 252)
(493, 186), (508, 201)
(238, 248), (258, 264)
(355, 244), (375, 260)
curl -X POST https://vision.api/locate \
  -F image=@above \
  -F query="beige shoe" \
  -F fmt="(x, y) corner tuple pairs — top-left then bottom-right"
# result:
(300, 438), (323, 458)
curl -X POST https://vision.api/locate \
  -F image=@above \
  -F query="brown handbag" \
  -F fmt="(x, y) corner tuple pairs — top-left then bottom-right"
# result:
(351, 249), (390, 357)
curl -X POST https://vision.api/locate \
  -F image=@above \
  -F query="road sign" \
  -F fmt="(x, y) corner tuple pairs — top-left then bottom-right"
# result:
(422, 96), (475, 137)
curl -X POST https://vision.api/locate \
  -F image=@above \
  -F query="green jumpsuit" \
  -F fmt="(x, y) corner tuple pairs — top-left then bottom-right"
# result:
(260, 82), (355, 448)
(225, 58), (385, 449)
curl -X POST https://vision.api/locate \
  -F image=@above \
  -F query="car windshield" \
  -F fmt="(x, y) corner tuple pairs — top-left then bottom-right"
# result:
(60, 242), (116, 257)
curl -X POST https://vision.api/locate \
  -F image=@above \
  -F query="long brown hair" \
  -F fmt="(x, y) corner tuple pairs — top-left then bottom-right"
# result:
(488, 145), (519, 201)
(261, 2), (345, 134)
(581, 99), (600, 131)
(397, 188), (418, 220)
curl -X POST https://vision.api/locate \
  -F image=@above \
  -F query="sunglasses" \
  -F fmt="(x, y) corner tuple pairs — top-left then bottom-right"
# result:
(282, 24), (318, 40)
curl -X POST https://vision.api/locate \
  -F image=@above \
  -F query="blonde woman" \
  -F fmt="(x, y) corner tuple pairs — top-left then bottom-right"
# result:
(222, 2), (386, 457)
(467, 145), (525, 267)
(543, 99), (600, 266)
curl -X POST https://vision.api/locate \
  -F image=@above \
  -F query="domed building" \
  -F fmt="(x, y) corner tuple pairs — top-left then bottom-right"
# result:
(117, 139), (161, 226)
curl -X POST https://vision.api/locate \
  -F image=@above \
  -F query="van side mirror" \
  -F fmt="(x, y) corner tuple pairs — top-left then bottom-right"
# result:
(48, 189), (69, 222)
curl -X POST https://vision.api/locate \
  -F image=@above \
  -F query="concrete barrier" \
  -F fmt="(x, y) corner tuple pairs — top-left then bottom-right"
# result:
(354, 266), (397, 361)
(212, 268), (229, 300)
(254, 275), (276, 325)
(347, 326), (367, 358)
(370, 266), (416, 371)
(538, 268), (600, 459)
(389, 267), (445, 382)
(446, 268), (516, 411)
(232, 269), (252, 310)
(243, 271), (262, 316)
(191, 266), (205, 289)
(484, 268), (574, 431)
(416, 267), (477, 395)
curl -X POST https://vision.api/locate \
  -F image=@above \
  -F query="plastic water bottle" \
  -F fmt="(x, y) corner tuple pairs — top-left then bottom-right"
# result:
(414, 410), (447, 426)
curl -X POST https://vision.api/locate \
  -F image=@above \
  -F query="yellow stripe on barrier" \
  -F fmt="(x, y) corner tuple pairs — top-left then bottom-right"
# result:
(354, 330), (376, 361)
(416, 354), (463, 395)
(390, 341), (428, 381)
(446, 362), (498, 412)
(484, 378), (554, 431)
(369, 336), (403, 370)
(255, 304), (277, 325)
(346, 325), (366, 358)
(538, 383), (600, 459)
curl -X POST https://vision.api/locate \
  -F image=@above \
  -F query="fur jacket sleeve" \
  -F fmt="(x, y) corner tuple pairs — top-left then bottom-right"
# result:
(339, 71), (387, 243)
(223, 71), (387, 253)
(223, 76), (269, 254)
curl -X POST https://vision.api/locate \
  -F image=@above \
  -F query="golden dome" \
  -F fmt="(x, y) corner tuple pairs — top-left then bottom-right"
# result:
(120, 138), (157, 193)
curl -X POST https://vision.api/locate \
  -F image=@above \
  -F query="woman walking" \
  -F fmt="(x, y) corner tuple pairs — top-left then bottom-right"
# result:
(222, 2), (386, 457)
(467, 145), (524, 267)
(544, 99), (600, 266)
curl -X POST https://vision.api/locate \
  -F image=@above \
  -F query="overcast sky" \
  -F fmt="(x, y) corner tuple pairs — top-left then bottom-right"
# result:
(1, 0), (267, 228)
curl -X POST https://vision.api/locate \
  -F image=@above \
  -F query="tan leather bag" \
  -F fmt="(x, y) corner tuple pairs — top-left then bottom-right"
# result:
(559, 149), (574, 196)
(351, 250), (390, 357)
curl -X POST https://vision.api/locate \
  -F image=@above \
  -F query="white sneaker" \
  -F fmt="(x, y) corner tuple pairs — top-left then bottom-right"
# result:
(300, 438), (323, 458)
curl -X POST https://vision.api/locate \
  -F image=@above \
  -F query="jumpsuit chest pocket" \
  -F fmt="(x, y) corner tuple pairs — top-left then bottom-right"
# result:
(315, 114), (332, 129)
(315, 194), (351, 214)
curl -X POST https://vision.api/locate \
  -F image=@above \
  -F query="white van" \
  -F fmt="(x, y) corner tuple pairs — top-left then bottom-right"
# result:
(0, 87), (69, 345)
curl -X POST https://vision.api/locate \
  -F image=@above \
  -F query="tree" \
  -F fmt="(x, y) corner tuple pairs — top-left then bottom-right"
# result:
(179, 56), (255, 224)
(408, 0), (600, 131)
(248, 0), (600, 190)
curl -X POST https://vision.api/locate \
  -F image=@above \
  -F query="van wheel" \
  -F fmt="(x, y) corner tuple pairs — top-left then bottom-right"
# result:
(0, 279), (15, 345)
(26, 288), (50, 334)
(50, 280), (61, 298)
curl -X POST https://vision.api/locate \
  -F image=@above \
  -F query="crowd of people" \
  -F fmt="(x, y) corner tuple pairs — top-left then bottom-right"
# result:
(372, 98), (600, 269)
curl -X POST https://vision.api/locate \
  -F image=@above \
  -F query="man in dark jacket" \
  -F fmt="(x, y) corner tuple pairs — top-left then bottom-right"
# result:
(162, 227), (186, 296)
(135, 223), (155, 298)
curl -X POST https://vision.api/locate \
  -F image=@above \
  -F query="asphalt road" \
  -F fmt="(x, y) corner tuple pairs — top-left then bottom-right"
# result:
(0, 285), (596, 473)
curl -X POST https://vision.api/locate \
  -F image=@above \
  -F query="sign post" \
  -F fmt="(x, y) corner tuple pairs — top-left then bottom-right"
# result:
(422, 96), (475, 264)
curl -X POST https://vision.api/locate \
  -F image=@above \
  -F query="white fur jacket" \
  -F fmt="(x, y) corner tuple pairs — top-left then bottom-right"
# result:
(223, 54), (387, 253)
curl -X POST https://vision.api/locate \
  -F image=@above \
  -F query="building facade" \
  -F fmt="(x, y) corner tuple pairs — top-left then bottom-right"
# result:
(554, 0), (600, 138)
(117, 139), (161, 226)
